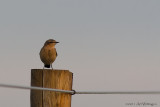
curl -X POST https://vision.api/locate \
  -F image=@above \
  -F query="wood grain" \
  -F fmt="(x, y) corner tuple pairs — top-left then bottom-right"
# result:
(31, 69), (43, 107)
(31, 69), (73, 107)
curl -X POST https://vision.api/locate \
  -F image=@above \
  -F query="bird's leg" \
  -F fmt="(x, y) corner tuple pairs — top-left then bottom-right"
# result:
(51, 64), (53, 70)
(42, 66), (45, 72)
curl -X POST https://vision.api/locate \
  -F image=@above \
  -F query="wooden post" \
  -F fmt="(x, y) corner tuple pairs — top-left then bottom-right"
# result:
(31, 69), (73, 107)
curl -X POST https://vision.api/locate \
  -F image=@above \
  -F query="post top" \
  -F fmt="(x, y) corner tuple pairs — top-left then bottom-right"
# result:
(31, 69), (72, 73)
(31, 69), (69, 70)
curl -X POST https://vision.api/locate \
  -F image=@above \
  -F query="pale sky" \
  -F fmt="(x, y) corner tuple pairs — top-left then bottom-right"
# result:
(0, 0), (160, 107)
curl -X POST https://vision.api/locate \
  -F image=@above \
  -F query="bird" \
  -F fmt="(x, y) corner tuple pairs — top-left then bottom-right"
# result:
(40, 39), (59, 69)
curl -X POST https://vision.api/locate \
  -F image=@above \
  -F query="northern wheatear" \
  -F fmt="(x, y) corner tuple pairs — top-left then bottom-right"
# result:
(40, 39), (59, 69)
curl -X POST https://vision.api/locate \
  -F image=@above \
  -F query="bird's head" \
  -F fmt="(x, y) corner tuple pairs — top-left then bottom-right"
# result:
(44, 39), (59, 46)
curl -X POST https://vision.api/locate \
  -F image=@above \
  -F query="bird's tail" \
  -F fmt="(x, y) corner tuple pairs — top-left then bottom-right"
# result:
(44, 65), (50, 68)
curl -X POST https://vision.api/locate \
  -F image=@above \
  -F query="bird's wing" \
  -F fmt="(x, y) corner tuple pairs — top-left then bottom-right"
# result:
(56, 49), (58, 56)
(39, 47), (47, 63)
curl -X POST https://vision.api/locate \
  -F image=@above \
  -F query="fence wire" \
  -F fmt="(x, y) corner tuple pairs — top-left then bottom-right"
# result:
(0, 83), (160, 95)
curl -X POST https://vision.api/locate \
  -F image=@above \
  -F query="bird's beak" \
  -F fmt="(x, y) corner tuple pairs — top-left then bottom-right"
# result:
(55, 42), (59, 43)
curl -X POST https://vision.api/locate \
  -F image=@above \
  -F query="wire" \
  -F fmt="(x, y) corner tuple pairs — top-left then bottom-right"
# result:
(0, 83), (74, 94)
(76, 91), (160, 94)
(0, 83), (160, 95)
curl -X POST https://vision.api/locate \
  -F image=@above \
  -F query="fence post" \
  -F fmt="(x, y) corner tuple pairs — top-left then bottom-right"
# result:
(31, 69), (73, 107)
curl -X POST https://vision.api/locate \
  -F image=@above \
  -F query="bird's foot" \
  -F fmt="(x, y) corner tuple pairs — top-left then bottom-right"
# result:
(51, 65), (53, 70)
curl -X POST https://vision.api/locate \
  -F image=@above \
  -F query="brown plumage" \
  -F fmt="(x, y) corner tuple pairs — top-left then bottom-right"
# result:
(40, 39), (59, 69)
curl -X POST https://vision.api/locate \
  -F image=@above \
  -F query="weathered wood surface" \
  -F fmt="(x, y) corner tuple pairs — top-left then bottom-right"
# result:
(31, 69), (73, 107)
(31, 70), (43, 107)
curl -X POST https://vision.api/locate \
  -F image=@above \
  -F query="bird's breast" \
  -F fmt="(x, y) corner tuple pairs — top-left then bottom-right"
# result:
(40, 46), (57, 64)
